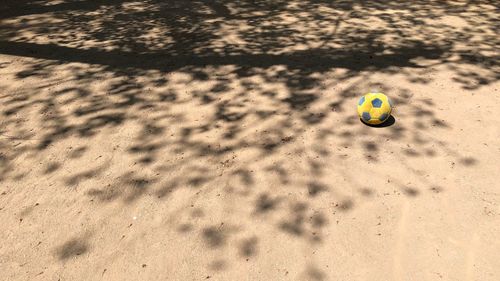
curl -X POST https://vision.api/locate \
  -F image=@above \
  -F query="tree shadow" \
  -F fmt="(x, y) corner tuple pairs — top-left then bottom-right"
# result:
(55, 234), (91, 261)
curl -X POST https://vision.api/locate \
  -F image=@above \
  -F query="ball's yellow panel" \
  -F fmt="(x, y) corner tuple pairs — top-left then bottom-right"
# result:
(368, 119), (383, 125)
(369, 107), (384, 119)
(357, 102), (371, 116)
(379, 95), (392, 113)
(381, 102), (392, 115)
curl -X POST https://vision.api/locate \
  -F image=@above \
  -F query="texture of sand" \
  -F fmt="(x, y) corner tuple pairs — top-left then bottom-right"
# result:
(0, 1), (499, 280)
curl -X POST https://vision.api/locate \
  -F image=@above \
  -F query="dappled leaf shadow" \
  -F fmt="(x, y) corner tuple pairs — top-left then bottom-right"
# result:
(55, 234), (91, 261)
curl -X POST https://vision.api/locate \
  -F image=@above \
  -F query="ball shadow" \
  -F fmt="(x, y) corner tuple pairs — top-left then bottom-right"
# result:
(361, 115), (396, 128)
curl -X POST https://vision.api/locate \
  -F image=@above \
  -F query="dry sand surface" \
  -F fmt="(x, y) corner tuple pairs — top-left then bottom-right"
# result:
(0, 1), (499, 280)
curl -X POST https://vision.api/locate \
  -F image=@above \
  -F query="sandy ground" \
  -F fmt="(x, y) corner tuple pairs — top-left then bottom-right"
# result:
(0, 1), (499, 280)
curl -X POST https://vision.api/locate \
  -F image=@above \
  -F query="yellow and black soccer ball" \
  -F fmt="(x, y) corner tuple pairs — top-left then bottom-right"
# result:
(357, 92), (393, 125)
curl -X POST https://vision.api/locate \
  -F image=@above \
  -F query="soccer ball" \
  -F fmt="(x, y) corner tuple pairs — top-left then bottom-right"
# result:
(357, 92), (393, 125)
